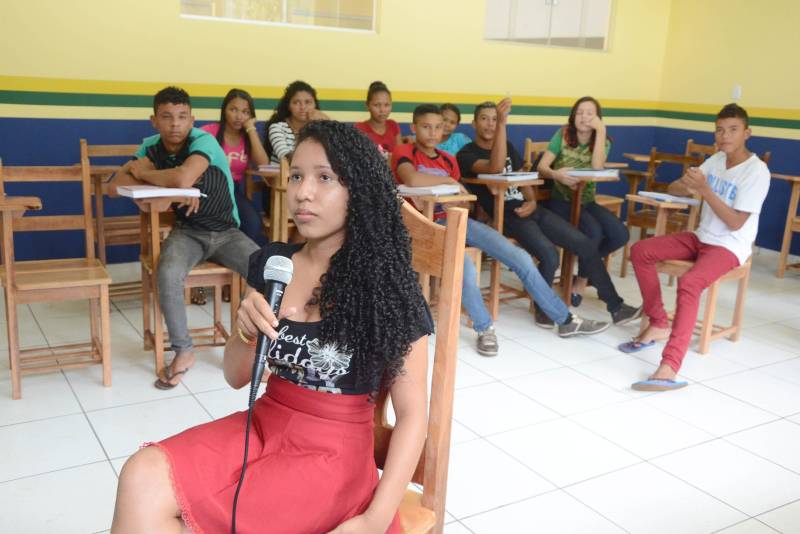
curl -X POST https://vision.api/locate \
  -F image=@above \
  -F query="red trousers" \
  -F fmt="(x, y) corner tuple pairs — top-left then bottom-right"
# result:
(631, 232), (739, 372)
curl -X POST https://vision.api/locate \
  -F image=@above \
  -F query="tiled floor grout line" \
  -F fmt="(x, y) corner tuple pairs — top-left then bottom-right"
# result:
(59, 366), (117, 474)
(645, 458), (784, 526)
(710, 517), (782, 534)
(0, 410), (85, 429)
(477, 435), (638, 533)
(720, 430), (800, 477)
(0, 459), (110, 486)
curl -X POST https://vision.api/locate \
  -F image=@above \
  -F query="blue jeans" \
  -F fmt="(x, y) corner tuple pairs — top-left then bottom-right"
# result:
(460, 218), (570, 332)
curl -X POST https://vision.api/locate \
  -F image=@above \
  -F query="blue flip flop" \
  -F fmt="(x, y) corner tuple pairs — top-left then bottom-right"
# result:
(618, 339), (656, 353)
(631, 378), (688, 392)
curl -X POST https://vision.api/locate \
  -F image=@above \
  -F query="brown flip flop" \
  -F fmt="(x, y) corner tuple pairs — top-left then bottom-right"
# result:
(154, 366), (190, 390)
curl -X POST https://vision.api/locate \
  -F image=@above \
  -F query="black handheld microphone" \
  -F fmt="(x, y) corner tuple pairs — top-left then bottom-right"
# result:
(248, 255), (293, 407)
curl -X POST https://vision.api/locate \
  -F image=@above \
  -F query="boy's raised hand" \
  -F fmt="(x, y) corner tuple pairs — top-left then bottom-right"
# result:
(496, 97), (512, 124)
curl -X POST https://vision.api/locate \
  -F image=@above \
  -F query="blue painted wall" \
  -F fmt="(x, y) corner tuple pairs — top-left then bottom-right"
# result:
(1, 118), (798, 262)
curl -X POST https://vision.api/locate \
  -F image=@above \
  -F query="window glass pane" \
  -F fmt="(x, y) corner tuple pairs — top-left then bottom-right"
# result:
(484, 0), (611, 51)
(181, 0), (375, 31)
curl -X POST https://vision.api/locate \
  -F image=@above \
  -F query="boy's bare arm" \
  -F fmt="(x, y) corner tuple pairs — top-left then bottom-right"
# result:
(107, 160), (146, 197)
(130, 154), (208, 189)
(682, 167), (751, 230)
(395, 161), (457, 187)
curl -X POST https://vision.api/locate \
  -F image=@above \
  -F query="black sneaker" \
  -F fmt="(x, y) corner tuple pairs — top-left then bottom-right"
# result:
(534, 305), (555, 329)
(612, 303), (643, 326)
(558, 314), (610, 338)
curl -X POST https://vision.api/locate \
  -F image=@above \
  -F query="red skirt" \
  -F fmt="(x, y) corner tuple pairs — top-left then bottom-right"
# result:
(148, 375), (402, 534)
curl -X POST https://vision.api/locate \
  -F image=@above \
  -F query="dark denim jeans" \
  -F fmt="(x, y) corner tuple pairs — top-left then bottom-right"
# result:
(234, 184), (268, 247)
(506, 204), (626, 312)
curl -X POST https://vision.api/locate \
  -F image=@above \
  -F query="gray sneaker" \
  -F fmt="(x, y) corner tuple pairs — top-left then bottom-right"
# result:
(558, 314), (610, 338)
(476, 326), (499, 356)
(612, 303), (643, 325)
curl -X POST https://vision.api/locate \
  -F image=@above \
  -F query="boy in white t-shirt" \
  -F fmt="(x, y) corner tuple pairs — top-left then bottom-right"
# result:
(622, 103), (770, 391)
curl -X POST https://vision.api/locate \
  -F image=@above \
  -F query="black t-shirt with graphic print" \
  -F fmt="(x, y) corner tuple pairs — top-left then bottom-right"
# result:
(247, 243), (434, 394)
(456, 141), (525, 218)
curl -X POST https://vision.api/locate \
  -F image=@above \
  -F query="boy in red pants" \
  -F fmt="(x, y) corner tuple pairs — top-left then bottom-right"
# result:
(621, 103), (770, 391)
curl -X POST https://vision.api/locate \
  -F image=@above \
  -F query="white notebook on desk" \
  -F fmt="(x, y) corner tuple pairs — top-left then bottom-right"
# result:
(639, 191), (701, 206)
(117, 185), (202, 199)
(477, 172), (539, 181)
(566, 169), (619, 178)
(397, 184), (461, 197)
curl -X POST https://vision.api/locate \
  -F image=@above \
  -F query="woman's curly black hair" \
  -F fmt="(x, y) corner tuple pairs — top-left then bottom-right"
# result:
(295, 120), (430, 393)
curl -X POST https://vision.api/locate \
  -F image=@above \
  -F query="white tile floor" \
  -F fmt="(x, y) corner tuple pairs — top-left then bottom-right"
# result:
(2, 249), (800, 533)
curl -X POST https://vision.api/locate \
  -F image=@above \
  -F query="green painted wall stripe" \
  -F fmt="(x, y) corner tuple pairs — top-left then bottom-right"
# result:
(1, 90), (799, 129)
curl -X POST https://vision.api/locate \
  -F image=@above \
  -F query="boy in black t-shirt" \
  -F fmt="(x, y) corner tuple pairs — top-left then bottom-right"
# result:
(457, 101), (640, 327)
(110, 87), (259, 389)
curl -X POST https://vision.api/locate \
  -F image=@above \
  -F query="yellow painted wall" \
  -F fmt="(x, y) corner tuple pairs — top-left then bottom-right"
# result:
(660, 0), (800, 112)
(0, 0), (672, 103)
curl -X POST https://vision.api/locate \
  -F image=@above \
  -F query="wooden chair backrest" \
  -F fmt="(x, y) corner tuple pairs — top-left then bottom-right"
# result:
(523, 138), (550, 172)
(0, 162), (95, 260)
(373, 202), (467, 527)
(80, 140), (140, 160)
(683, 139), (716, 174)
(79, 139), (139, 194)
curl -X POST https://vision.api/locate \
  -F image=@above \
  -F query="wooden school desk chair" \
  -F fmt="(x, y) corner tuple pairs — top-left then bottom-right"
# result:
(774, 172), (800, 278)
(619, 146), (708, 278)
(137, 199), (241, 378)
(523, 138), (625, 220)
(80, 139), (171, 298)
(0, 163), (112, 399)
(378, 201), (466, 534)
(524, 138), (624, 271)
(650, 255), (752, 354)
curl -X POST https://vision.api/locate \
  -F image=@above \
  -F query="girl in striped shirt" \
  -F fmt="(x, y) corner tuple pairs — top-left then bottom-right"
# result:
(264, 80), (329, 164)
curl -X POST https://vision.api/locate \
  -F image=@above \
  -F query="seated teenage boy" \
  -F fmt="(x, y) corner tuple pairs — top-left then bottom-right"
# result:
(457, 99), (641, 328)
(392, 104), (609, 357)
(623, 103), (770, 391)
(109, 86), (260, 389)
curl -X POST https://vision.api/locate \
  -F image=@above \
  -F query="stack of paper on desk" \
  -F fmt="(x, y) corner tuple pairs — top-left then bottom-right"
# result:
(476, 172), (539, 181)
(397, 184), (461, 196)
(117, 185), (201, 199)
(566, 169), (619, 178)
(639, 191), (701, 206)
